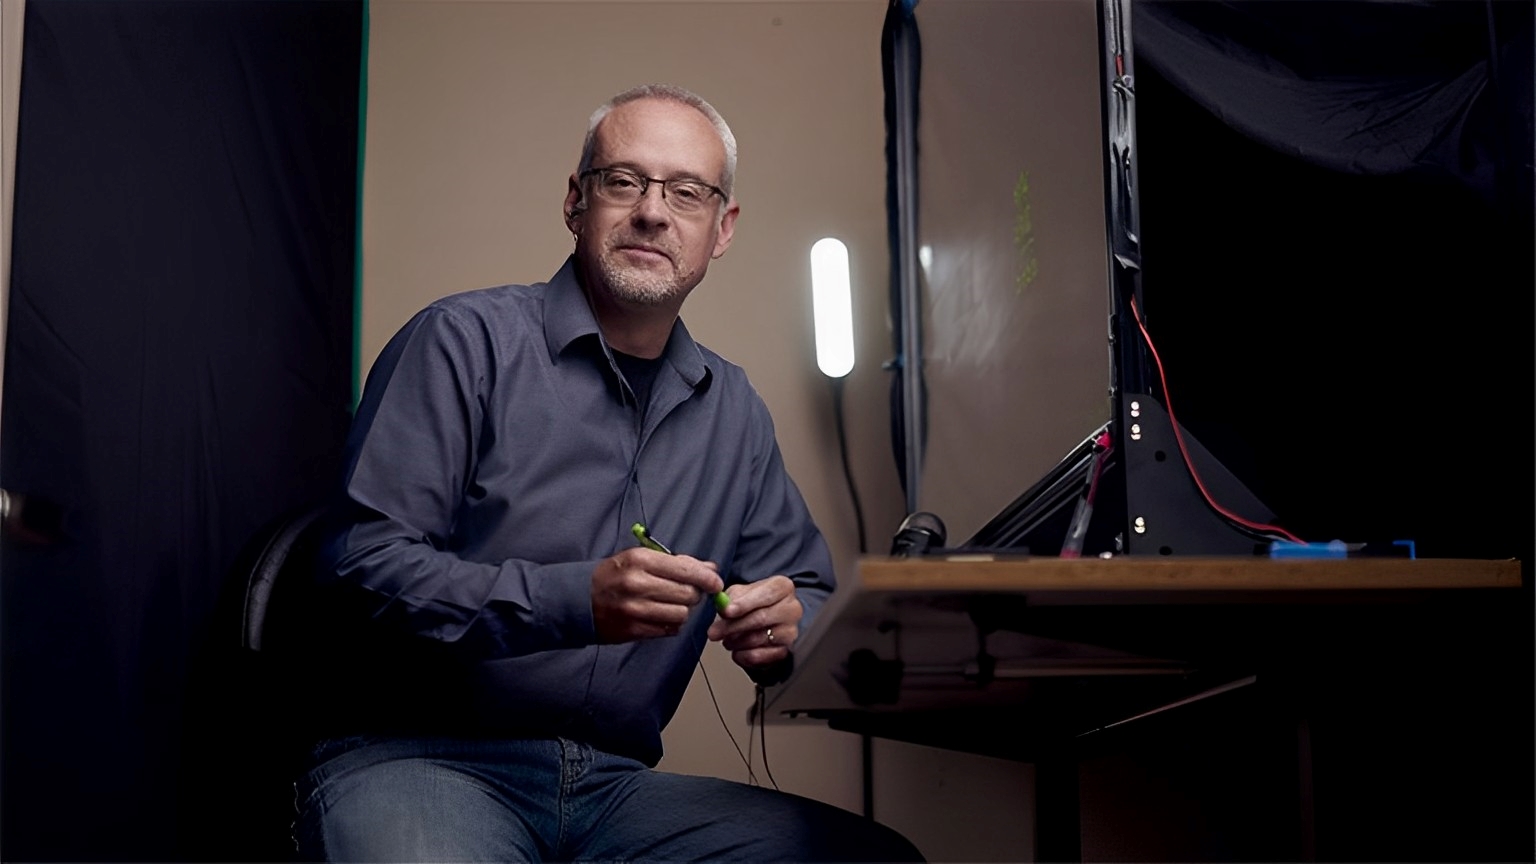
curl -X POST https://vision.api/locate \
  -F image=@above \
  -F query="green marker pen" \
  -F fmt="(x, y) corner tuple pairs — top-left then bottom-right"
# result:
(631, 523), (732, 613)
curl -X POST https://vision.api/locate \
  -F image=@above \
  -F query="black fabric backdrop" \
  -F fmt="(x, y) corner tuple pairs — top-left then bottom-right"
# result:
(1138, 0), (1533, 214)
(1127, 3), (1532, 858)
(1, 2), (360, 860)
(882, 0), (924, 508)
(1132, 0), (1533, 562)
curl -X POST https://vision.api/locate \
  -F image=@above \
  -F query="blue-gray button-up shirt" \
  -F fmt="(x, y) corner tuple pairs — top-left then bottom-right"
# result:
(317, 257), (836, 765)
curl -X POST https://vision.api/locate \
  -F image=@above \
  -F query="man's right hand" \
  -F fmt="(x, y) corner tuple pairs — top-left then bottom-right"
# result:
(591, 548), (724, 643)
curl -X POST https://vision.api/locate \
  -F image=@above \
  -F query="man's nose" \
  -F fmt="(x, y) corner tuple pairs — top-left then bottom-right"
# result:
(629, 184), (672, 227)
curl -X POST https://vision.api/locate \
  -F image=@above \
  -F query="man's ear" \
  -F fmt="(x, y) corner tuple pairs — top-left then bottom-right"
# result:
(563, 176), (584, 234)
(711, 200), (740, 259)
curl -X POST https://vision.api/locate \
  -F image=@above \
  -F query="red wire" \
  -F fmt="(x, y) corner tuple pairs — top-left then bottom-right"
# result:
(1128, 296), (1303, 544)
(1085, 432), (1112, 506)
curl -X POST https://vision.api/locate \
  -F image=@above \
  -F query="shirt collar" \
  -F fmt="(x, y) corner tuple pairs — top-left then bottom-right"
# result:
(542, 255), (712, 389)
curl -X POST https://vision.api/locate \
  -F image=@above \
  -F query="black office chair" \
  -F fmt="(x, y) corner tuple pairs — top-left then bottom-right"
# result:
(179, 504), (331, 862)
(235, 505), (328, 653)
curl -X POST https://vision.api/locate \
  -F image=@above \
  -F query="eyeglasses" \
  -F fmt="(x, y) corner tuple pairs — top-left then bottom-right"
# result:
(579, 167), (726, 215)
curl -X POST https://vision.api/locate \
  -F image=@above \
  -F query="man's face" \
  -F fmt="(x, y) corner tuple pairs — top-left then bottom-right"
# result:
(564, 98), (739, 308)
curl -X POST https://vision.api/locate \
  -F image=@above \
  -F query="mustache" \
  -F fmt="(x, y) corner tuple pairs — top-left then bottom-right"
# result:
(607, 236), (678, 260)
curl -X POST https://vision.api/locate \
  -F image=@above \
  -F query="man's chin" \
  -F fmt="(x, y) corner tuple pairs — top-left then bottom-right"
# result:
(599, 263), (681, 306)
(609, 277), (680, 307)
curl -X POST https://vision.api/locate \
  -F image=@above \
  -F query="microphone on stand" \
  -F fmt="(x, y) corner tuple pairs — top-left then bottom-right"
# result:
(890, 511), (947, 557)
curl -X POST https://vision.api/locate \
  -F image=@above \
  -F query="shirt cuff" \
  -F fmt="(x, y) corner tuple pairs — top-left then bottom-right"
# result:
(514, 558), (600, 648)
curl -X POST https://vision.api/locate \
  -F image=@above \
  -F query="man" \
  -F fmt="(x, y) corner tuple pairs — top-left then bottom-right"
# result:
(296, 84), (923, 862)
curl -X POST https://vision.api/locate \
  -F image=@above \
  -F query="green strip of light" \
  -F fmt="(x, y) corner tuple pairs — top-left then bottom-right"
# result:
(351, 0), (371, 409)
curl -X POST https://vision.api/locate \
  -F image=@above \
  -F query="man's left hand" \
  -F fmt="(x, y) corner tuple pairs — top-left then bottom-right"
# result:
(706, 575), (802, 671)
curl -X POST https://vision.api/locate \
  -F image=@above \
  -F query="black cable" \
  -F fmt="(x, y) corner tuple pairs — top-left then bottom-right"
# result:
(861, 734), (874, 818)
(830, 376), (868, 555)
(698, 659), (758, 786)
(830, 376), (872, 812)
(756, 685), (780, 791)
(829, 375), (878, 805)
(746, 681), (757, 777)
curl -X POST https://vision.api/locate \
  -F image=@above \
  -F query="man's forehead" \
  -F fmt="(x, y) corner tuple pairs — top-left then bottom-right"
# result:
(592, 98), (725, 176)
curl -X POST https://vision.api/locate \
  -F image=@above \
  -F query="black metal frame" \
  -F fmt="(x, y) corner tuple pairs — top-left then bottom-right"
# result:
(894, 0), (1282, 557)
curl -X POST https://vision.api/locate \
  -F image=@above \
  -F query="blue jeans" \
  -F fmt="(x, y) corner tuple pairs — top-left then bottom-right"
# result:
(293, 736), (924, 862)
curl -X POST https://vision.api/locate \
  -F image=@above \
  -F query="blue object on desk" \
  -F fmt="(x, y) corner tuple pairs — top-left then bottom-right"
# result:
(1269, 540), (1348, 559)
(1270, 539), (1419, 559)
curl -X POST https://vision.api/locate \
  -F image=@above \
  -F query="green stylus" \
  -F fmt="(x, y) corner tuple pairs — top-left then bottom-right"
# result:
(631, 522), (732, 613)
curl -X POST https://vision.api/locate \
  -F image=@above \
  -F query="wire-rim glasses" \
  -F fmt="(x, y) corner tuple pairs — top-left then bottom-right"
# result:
(580, 167), (725, 215)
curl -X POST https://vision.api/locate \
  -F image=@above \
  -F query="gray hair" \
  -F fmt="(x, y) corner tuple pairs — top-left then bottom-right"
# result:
(576, 83), (737, 200)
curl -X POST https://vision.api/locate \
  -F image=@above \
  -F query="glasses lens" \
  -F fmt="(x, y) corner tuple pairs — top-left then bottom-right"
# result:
(664, 181), (712, 213)
(595, 169), (644, 203)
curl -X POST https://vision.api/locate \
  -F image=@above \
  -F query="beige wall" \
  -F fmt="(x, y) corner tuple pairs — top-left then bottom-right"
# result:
(362, 1), (1070, 859)
(1, 0), (23, 415)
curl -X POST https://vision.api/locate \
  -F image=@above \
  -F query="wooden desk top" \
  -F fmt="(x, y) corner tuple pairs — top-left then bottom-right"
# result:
(856, 554), (1522, 593)
(763, 555), (1524, 738)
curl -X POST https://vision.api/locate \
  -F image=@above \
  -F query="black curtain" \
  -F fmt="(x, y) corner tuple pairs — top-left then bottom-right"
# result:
(1, 2), (361, 860)
(1132, 0), (1533, 562)
(1137, 0), (1533, 215)
(882, 0), (924, 513)
(1131, 3), (1533, 858)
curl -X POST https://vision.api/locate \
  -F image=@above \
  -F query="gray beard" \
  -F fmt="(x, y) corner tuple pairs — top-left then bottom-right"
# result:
(596, 250), (684, 306)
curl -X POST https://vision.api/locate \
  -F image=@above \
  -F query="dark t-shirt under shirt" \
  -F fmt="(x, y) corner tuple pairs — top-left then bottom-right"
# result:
(613, 349), (666, 415)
